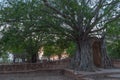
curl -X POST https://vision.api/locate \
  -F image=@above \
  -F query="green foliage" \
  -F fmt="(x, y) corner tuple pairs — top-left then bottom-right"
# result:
(0, 52), (10, 63)
(66, 42), (76, 57)
(107, 40), (120, 59)
(44, 45), (62, 57)
(0, 0), (57, 57)
(1, 24), (25, 53)
(107, 19), (120, 59)
(44, 38), (70, 57)
(44, 40), (76, 57)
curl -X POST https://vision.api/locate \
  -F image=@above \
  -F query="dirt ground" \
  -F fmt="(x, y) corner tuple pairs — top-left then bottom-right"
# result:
(0, 71), (74, 80)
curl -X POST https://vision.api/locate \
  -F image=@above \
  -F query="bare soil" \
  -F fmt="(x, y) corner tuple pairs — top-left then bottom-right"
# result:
(0, 71), (74, 80)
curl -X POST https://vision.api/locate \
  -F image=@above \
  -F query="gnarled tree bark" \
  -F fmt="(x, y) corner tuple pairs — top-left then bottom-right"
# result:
(100, 37), (113, 68)
(71, 37), (96, 71)
(79, 39), (96, 71)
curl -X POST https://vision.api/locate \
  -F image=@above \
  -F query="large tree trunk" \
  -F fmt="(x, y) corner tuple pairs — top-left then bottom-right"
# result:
(31, 53), (37, 63)
(13, 57), (16, 63)
(72, 38), (96, 71)
(70, 39), (81, 70)
(79, 39), (96, 71)
(100, 37), (113, 68)
(70, 49), (81, 70)
(58, 54), (61, 60)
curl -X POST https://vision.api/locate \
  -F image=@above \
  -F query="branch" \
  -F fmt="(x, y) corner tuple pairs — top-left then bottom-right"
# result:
(93, 0), (105, 19)
(90, 27), (106, 33)
(103, 0), (120, 7)
(84, 0), (105, 36)
(43, 0), (68, 18)
(32, 28), (75, 41)
(106, 14), (120, 24)
(90, 14), (120, 33)
(90, 0), (119, 29)
(86, 0), (91, 5)
(42, 0), (78, 31)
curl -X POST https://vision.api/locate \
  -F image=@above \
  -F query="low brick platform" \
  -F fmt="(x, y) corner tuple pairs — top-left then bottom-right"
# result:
(0, 59), (120, 80)
(112, 59), (120, 68)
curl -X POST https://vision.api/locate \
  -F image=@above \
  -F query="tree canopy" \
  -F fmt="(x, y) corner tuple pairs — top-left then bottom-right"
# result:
(0, 0), (120, 71)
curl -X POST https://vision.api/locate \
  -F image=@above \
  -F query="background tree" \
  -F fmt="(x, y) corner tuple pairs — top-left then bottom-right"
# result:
(1, 22), (56, 63)
(44, 36), (71, 60)
(0, 0), (57, 63)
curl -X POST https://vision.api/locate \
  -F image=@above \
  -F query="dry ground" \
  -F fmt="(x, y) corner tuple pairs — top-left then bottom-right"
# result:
(0, 71), (74, 80)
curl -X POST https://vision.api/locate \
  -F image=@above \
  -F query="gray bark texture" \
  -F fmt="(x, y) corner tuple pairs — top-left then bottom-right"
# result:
(100, 37), (113, 68)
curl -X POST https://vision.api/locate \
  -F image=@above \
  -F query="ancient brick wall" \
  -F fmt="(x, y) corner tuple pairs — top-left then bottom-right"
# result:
(0, 58), (120, 73)
(112, 59), (120, 68)
(0, 59), (70, 73)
